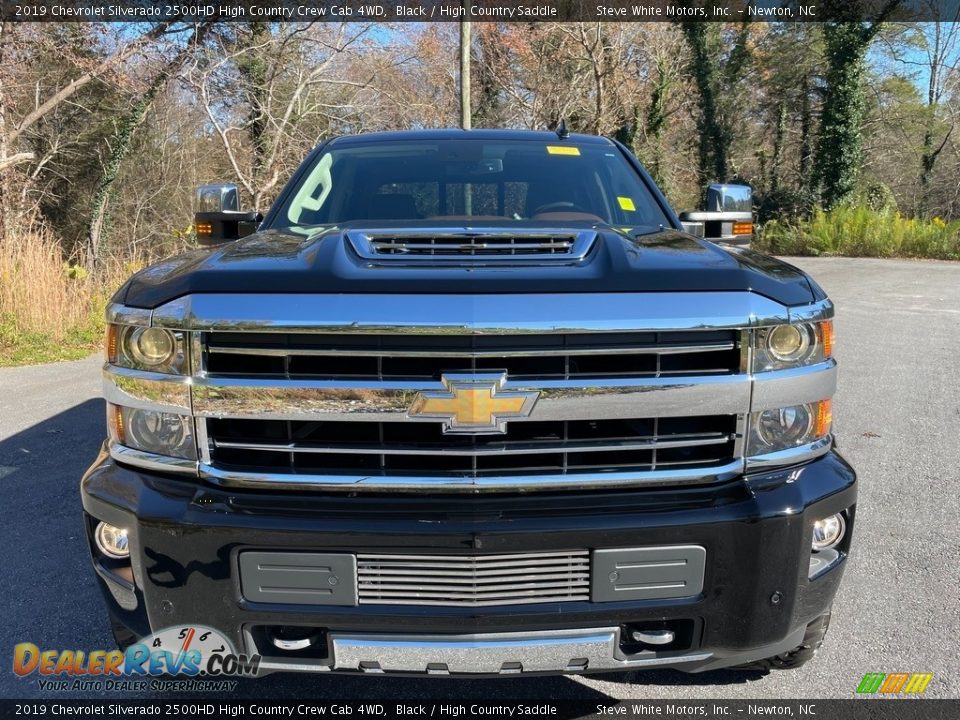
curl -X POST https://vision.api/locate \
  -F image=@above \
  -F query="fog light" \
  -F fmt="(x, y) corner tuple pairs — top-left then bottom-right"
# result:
(812, 514), (845, 551)
(95, 522), (130, 559)
(268, 626), (323, 651)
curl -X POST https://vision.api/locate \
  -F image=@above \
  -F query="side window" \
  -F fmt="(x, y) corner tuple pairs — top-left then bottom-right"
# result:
(504, 182), (528, 218)
(444, 183), (499, 216)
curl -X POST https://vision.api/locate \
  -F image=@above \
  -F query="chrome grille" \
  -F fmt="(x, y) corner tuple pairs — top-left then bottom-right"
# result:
(356, 551), (590, 607)
(372, 236), (573, 255)
(207, 416), (738, 477)
(346, 229), (596, 263)
(204, 331), (741, 380)
(195, 310), (749, 490)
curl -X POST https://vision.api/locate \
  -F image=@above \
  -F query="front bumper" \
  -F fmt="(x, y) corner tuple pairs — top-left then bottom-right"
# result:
(81, 447), (856, 676)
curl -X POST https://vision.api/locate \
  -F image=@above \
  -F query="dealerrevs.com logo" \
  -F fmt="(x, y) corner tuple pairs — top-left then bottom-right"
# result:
(13, 625), (260, 692)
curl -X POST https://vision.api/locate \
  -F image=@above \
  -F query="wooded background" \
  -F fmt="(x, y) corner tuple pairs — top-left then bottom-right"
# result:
(1, 15), (959, 361)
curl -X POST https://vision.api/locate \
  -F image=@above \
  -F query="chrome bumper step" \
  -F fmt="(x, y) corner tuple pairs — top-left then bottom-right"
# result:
(324, 629), (711, 675)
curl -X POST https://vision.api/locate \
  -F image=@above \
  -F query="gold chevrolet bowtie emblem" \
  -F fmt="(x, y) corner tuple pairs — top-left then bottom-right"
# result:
(408, 373), (539, 434)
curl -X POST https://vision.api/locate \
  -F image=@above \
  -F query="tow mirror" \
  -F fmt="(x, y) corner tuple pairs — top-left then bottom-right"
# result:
(194, 183), (261, 245)
(678, 183), (754, 247)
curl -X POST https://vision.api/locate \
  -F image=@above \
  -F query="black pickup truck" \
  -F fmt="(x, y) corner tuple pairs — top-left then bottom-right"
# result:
(82, 129), (854, 677)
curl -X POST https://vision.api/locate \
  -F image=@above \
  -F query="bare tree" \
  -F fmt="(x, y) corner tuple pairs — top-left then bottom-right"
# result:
(0, 21), (175, 170)
(679, 20), (752, 188)
(460, 10), (472, 129)
(881, 12), (960, 215)
(0, 22), (179, 243)
(191, 23), (378, 211)
(85, 22), (214, 268)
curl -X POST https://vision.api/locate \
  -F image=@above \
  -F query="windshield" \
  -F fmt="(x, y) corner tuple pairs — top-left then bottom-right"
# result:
(269, 138), (671, 232)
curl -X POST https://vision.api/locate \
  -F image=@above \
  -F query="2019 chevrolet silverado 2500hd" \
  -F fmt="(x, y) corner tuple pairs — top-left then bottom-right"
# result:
(81, 129), (854, 677)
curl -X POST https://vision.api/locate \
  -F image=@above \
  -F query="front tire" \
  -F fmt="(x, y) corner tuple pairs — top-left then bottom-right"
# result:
(735, 608), (832, 671)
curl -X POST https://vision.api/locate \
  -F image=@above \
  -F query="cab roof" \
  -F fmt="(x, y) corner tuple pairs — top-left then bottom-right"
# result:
(327, 129), (616, 146)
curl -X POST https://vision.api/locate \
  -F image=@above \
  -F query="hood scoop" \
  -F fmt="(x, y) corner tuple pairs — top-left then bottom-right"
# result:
(346, 228), (597, 266)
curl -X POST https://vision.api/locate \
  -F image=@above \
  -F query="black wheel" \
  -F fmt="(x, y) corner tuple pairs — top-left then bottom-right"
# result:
(108, 612), (140, 651)
(734, 608), (832, 671)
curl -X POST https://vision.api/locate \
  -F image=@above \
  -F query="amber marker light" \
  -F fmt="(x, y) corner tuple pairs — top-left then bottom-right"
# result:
(107, 404), (125, 445)
(105, 324), (118, 363)
(821, 320), (834, 359)
(815, 399), (833, 438)
(195, 222), (213, 238)
(732, 222), (753, 235)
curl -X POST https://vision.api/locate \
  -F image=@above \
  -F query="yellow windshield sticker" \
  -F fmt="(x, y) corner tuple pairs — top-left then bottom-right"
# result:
(617, 196), (637, 211)
(546, 145), (580, 156)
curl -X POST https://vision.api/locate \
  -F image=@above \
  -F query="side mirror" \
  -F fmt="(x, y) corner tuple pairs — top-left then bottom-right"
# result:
(194, 183), (261, 245)
(678, 183), (754, 247)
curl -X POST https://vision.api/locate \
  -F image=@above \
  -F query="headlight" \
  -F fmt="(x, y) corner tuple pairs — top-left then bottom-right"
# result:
(766, 324), (810, 361)
(754, 321), (832, 372)
(129, 327), (175, 365)
(748, 400), (831, 455)
(108, 405), (196, 460)
(107, 325), (187, 374)
(756, 405), (813, 447)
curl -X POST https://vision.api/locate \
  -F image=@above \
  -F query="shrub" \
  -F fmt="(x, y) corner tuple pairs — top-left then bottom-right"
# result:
(755, 205), (960, 260)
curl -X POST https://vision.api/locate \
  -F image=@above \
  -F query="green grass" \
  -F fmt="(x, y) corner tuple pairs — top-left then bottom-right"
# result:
(756, 205), (960, 259)
(0, 312), (102, 367)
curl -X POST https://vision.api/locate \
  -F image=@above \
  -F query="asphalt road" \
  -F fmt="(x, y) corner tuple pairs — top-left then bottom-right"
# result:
(1, 256), (958, 701)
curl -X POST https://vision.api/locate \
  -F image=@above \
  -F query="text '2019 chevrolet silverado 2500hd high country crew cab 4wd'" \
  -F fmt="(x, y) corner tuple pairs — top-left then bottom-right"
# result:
(82, 129), (854, 678)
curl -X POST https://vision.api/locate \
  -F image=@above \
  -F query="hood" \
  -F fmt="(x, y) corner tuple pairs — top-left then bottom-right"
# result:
(115, 223), (819, 309)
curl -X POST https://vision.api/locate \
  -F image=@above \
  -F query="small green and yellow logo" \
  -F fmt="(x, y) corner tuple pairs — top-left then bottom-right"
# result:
(857, 672), (933, 694)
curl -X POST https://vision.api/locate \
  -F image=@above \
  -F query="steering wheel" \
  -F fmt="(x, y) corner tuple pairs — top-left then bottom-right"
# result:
(531, 201), (594, 216)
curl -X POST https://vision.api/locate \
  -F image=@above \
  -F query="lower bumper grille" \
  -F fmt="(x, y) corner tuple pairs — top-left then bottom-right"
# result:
(356, 551), (590, 607)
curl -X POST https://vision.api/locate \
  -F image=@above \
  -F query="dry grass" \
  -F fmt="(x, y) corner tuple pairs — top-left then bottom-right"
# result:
(0, 227), (135, 366)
